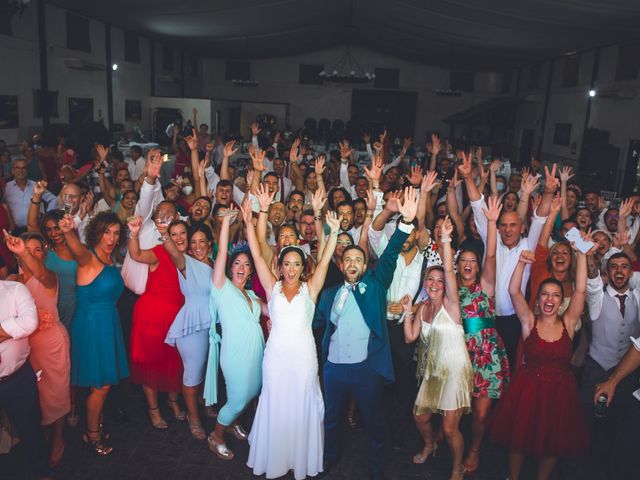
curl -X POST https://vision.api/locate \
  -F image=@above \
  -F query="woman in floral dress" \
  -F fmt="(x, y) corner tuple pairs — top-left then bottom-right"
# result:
(456, 196), (510, 473)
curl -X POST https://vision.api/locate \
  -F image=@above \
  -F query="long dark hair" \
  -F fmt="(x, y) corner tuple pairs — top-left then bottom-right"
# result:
(40, 210), (65, 247)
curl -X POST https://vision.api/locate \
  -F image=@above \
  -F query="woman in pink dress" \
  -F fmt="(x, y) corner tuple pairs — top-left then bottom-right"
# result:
(4, 230), (71, 468)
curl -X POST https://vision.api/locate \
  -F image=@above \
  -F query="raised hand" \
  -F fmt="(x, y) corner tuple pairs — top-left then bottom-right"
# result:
(256, 182), (275, 212)
(250, 122), (262, 136)
(613, 230), (630, 249)
(619, 198), (634, 218)
(34, 180), (47, 197)
(127, 215), (143, 235)
(398, 186), (419, 222)
(96, 144), (109, 161)
(406, 165), (422, 187)
(421, 170), (440, 193)
(559, 165), (574, 184)
(479, 162), (489, 184)
(311, 188), (326, 214)
(289, 138), (301, 163)
(239, 195), (253, 225)
(384, 190), (401, 213)
(79, 191), (94, 218)
(250, 148), (266, 172)
(325, 210), (341, 234)
(362, 132), (371, 144)
(365, 189), (376, 212)
(399, 293), (413, 313)
(440, 216), (454, 240)
(3, 230), (25, 256)
(198, 159), (207, 178)
(458, 151), (473, 178)
(58, 215), (75, 233)
(482, 196), (503, 222)
(521, 173), (539, 195)
(544, 163), (559, 194)
(550, 192), (562, 214)
(185, 128), (198, 151)
(379, 129), (387, 144)
(339, 140), (353, 160)
(314, 155), (326, 176)
(518, 250), (536, 264)
(146, 148), (162, 179)
(489, 158), (501, 173)
(403, 137), (413, 152)
(364, 154), (384, 184)
(431, 133), (441, 157)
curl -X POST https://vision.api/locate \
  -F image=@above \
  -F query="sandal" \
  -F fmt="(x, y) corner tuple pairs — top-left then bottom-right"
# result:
(225, 424), (248, 441)
(82, 430), (113, 456)
(207, 435), (234, 460)
(450, 466), (466, 480)
(187, 415), (206, 440)
(412, 443), (437, 464)
(148, 407), (168, 430)
(463, 448), (480, 474)
(166, 400), (186, 421)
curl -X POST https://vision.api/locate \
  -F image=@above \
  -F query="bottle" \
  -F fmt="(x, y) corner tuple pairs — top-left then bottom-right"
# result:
(595, 394), (608, 418)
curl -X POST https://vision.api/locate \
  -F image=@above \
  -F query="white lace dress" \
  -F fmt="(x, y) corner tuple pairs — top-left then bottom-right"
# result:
(247, 281), (324, 479)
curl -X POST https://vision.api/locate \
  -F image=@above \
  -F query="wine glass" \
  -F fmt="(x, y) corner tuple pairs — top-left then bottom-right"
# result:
(156, 213), (172, 241)
(62, 193), (73, 216)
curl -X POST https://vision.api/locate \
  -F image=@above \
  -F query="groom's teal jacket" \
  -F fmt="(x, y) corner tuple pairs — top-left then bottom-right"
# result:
(313, 226), (410, 383)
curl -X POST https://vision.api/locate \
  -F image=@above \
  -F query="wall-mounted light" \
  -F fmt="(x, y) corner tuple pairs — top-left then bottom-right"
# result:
(589, 89), (596, 97)
(112, 64), (118, 71)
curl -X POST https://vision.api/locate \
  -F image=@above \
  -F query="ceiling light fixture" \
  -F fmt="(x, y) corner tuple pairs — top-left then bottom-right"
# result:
(589, 89), (596, 97)
(112, 64), (118, 71)
(319, 0), (374, 84)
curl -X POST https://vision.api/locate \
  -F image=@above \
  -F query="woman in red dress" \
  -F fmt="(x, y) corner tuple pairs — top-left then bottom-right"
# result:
(127, 216), (186, 428)
(490, 245), (590, 480)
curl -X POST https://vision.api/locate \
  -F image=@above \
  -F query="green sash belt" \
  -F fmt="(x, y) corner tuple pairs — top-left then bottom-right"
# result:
(464, 317), (495, 335)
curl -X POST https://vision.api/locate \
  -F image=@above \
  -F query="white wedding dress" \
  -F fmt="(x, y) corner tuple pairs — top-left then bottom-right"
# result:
(247, 281), (324, 479)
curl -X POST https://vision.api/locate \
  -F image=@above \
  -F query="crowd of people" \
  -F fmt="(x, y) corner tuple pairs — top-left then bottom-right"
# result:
(0, 120), (639, 480)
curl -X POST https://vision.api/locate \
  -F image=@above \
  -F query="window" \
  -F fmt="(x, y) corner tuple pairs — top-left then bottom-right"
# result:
(66, 13), (91, 53)
(33, 90), (59, 118)
(124, 31), (140, 63)
(125, 100), (142, 121)
(189, 55), (199, 76)
(528, 64), (540, 90)
(162, 46), (174, 71)
(553, 123), (572, 146)
(615, 42), (640, 81)
(374, 68), (399, 89)
(450, 72), (474, 92)
(0, 14), (11, 36)
(501, 71), (512, 94)
(0, 95), (18, 128)
(299, 64), (323, 85)
(68, 97), (93, 124)
(225, 61), (250, 81)
(562, 55), (580, 87)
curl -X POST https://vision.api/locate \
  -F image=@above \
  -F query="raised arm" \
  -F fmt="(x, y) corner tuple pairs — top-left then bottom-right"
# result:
(58, 216), (92, 266)
(517, 173), (539, 222)
(445, 171), (465, 241)
(417, 170), (438, 232)
(308, 211), (340, 300)
(440, 217), (461, 323)
(509, 251), (536, 337)
(489, 159), (500, 198)
(4, 231), (56, 289)
(559, 166), (574, 220)
(126, 216), (158, 265)
(401, 294), (421, 343)
(255, 183), (275, 266)
(311, 189), (327, 263)
(538, 193), (561, 248)
(480, 196), (502, 296)
(536, 163), (558, 217)
(459, 150), (481, 202)
(564, 244), (588, 334)
(158, 222), (186, 273)
(428, 134), (441, 172)
(212, 208), (236, 289)
(27, 180), (48, 233)
(240, 195), (276, 298)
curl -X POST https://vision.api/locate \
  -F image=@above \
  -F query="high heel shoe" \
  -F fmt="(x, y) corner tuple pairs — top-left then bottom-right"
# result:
(462, 447), (480, 474)
(148, 407), (168, 429)
(187, 415), (206, 440)
(207, 435), (234, 460)
(412, 443), (437, 464)
(225, 424), (248, 441)
(450, 466), (466, 480)
(82, 430), (113, 456)
(166, 400), (186, 421)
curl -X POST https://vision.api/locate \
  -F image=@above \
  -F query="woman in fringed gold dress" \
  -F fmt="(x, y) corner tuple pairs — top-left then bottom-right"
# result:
(402, 216), (473, 480)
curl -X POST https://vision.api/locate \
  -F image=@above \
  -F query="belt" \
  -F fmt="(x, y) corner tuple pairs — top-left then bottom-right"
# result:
(0, 361), (28, 383)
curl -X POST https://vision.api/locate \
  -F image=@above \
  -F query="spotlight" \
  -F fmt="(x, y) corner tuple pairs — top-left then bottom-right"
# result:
(589, 89), (596, 97)
(112, 64), (118, 71)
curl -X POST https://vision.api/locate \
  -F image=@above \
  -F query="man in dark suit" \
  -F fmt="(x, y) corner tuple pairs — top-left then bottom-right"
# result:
(314, 187), (419, 480)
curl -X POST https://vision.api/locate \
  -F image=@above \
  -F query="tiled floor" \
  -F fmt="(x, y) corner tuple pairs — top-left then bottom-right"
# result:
(1, 385), (607, 480)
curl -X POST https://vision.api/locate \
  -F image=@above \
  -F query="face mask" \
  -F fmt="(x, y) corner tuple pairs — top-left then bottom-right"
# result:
(182, 185), (193, 195)
(496, 182), (505, 192)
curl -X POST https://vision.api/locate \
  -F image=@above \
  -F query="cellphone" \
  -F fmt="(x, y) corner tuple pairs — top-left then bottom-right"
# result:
(564, 227), (594, 254)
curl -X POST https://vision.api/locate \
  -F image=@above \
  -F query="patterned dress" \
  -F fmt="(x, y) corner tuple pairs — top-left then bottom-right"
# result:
(459, 283), (510, 399)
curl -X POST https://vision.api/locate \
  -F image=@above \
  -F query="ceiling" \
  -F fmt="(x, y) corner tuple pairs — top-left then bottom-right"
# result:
(47, 0), (640, 69)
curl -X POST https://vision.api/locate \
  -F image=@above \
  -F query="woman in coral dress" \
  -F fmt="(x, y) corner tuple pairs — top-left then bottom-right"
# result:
(4, 231), (70, 467)
(127, 216), (186, 429)
(490, 245), (590, 480)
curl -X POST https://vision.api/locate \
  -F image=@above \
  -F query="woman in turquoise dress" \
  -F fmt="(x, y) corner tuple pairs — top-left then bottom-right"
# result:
(161, 222), (214, 440)
(59, 211), (129, 456)
(456, 196), (510, 474)
(207, 208), (266, 460)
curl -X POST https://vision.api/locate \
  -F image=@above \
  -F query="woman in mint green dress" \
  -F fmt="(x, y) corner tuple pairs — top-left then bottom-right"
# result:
(207, 208), (266, 461)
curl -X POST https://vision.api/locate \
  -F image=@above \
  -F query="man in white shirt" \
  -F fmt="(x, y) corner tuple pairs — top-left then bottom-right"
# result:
(0, 280), (52, 479)
(461, 156), (554, 366)
(5, 159), (57, 230)
(125, 145), (145, 181)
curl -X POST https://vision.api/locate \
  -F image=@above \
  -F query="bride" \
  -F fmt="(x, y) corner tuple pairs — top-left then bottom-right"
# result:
(241, 187), (340, 480)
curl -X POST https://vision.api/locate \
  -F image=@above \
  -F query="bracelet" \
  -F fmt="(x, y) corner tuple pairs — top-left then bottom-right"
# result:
(365, 213), (374, 219)
(405, 311), (414, 317)
(330, 231), (339, 237)
(440, 237), (452, 243)
(314, 215), (322, 221)
(259, 209), (268, 214)
(31, 199), (42, 205)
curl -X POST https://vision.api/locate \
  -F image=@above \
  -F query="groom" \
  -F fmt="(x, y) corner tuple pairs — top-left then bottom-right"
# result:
(314, 187), (418, 480)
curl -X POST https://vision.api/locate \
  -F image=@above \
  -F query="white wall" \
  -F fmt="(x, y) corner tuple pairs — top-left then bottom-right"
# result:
(200, 45), (505, 139)
(0, 4), (202, 144)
